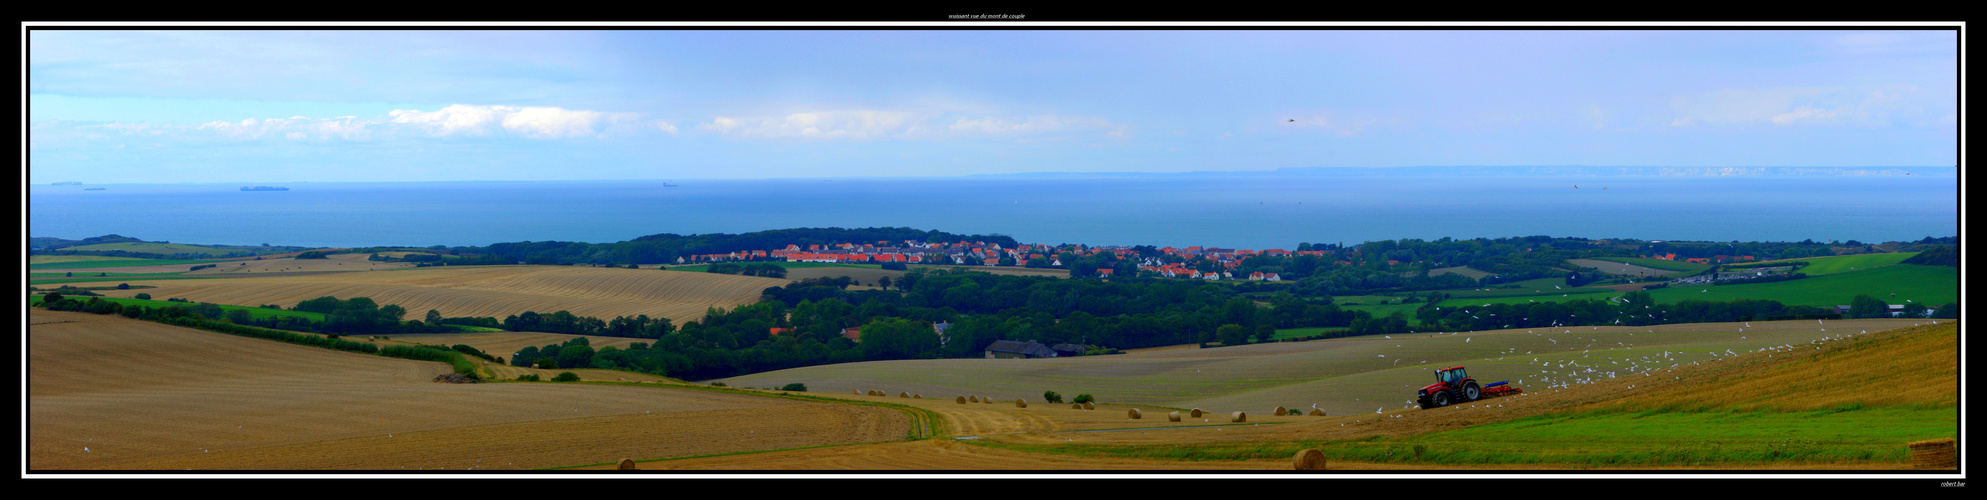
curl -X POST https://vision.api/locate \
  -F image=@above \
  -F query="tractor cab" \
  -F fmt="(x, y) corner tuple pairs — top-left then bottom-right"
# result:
(1435, 366), (1468, 384)
(1417, 365), (1482, 409)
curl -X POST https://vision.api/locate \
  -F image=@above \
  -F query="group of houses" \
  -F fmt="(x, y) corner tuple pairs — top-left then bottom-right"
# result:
(982, 339), (1085, 359)
(677, 238), (1326, 282)
(1644, 253), (1757, 264)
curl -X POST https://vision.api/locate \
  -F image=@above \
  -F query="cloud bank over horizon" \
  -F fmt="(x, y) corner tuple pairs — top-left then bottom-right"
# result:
(27, 29), (1959, 184)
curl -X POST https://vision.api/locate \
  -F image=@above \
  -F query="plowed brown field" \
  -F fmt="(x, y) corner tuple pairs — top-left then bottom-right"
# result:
(27, 311), (907, 471)
(95, 265), (785, 324)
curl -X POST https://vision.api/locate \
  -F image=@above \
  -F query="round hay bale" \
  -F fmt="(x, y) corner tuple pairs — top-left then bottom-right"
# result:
(1292, 449), (1326, 470)
(871, 390), (884, 396)
(956, 396), (967, 404)
(1083, 402), (1095, 410)
(1231, 411), (1247, 422)
(854, 389), (862, 395)
(1190, 408), (1203, 418)
(1908, 438), (1957, 469)
(969, 395), (979, 403)
(1128, 408), (1142, 419)
(1168, 411), (1181, 422)
(984, 397), (993, 404)
(617, 458), (638, 470)
(1275, 406), (1288, 416)
(1015, 399), (1028, 408)
(1309, 409), (1326, 416)
(1073, 403), (1083, 410)
(914, 394), (921, 399)
(899, 391), (908, 398)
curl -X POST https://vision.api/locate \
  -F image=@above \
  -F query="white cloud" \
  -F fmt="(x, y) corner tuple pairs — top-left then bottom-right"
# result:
(1770, 106), (1839, 125)
(196, 115), (373, 141)
(699, 109), (1120, 141)
(1669, 85), (1937, 128)
(387, 104), (507, 136)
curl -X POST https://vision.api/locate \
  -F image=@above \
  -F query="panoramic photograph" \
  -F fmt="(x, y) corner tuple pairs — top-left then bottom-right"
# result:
(24, 26), (1962, 479)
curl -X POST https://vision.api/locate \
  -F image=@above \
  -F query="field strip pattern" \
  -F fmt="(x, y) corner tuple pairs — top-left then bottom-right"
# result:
(98, 265), (787, 324)
(28, 311), (907, 471)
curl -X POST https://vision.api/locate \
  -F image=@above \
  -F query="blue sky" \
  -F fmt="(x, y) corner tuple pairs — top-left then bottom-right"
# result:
(26, 29), (1960, 183)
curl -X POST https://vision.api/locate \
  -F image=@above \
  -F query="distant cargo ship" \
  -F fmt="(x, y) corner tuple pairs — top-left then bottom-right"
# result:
(241, 186), (290, 191)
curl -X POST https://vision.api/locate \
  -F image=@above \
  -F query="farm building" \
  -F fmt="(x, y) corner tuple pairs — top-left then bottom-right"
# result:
(984, 340), (1058, 359)
(1050, 343), (1085, 357)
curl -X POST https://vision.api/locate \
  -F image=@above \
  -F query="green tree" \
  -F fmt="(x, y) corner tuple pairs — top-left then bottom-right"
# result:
(556, 344), (596, 369)
(1217, 324), (1249, 346)
(1253, 324), (1277, 343)
(1043, 390), (1063, 404)
(1849, 294), (1889, 319)
(426, 309), (444, 325)
(859, 317), (940, 360)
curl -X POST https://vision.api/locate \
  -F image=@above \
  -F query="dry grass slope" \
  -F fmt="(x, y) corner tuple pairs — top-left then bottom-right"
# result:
(27, 310), (908, 471)
(1593, 321), (1958, 412)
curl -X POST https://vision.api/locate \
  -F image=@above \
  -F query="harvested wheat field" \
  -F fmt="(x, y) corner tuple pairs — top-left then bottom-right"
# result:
(27, 311), (908, 471)
(642, 322), (1952, 470)
(97, 265), (785, 325)
(718, 318), (1932, 418)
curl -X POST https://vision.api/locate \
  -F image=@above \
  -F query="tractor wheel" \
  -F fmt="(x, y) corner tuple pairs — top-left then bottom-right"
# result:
(1462, 381), (1481, 402)
(1430, 391), (1450, 408)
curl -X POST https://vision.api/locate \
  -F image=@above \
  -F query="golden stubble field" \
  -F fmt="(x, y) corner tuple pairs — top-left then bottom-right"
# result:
(27, 310), (908, 471)
(96, 264), (786, 325)
(716, 318), (1933, 417)
(631, 321), (1954, 471)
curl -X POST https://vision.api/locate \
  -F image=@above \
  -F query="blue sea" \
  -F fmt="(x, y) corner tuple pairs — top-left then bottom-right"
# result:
(26, 175), (1960, 250)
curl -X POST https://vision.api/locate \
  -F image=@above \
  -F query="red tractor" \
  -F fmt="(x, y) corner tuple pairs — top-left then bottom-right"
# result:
(1417, 365), (1522, 409)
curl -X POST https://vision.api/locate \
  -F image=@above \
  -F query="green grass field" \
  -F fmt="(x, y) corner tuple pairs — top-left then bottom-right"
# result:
(1735, 252), (1918, 276)
(1646, 264), (1956, 308)
(28, 258), (224, 270)
(1587, 256), (1711, 274)
(1426, 266), (1491, 280)
(1345, 407), (1951, 466)
(1331, 295), (1428, 320)
(1439, 277), (1613, 300)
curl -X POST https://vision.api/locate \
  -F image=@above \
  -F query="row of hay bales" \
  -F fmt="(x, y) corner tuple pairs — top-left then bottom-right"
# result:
(853, 388), (931, 399)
